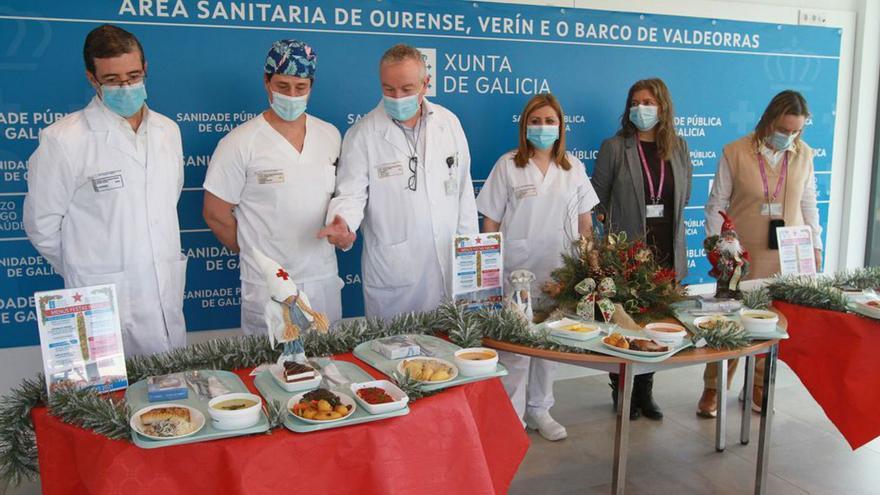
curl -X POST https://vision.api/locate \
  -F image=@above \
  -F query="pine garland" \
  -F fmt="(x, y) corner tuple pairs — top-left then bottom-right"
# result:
(47, 386), (130, 439)
(690, 320), (752, 350)
(742, 287), (771, 310)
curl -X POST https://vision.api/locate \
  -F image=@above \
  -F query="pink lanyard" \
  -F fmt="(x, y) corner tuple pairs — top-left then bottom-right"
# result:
(636, 140), (665, 204)
(757, 152), (788, 203)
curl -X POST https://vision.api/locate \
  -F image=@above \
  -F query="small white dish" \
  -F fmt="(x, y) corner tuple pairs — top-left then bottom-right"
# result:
(643, 323), (687, 346)
(546, 318), (601, 341)
(739, 309), (779, 336)
(453, 347), (499, 377)
(693, 315), (736, 331)
(350, 380), (409, 415)
(130, 404), (205, 441)
(269, 363), (322, 392)
(396, 357), (459, 384)
(207, 392), (262, 431)
(287, 391), (357, 424)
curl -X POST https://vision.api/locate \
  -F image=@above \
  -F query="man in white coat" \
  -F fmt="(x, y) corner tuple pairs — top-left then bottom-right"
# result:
(24, 24), (187, 357)
(203, 39), (343, 335)
(319, 44), (478, 320)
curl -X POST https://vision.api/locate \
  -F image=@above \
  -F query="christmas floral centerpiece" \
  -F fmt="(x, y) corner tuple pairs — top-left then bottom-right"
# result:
(543, 232), (687, 322)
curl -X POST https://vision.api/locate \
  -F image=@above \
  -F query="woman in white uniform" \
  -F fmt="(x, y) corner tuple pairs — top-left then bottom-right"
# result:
(476, 94), (599, 441)
(203, 40), (343, 335)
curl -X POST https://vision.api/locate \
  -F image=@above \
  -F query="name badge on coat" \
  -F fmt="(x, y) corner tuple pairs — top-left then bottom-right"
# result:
(377, 162), (403, 179)
(514, 184), (538, 200)
(256, 169), (285, 185)
(760, 203), (783, 216)
(91, 170), (125, 192)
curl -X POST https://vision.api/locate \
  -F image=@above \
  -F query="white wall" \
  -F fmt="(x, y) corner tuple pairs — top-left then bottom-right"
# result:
(2, 2), (876, 493)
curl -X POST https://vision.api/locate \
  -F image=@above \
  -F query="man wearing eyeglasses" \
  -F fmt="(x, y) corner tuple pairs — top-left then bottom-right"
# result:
(319, 44), (478, 320)
(24, 24), (187, 357)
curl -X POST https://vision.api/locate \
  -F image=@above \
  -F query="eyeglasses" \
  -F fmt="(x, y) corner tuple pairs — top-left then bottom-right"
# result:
(98, 72), (146, 87)
(407, 156), (418, 192)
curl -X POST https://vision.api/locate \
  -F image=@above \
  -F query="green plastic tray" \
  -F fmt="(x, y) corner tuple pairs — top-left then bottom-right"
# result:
(671, 301), (790, 340)
(126, 370), (270, 449)
(253, 360), (410, 433)
(352, 334), (507, 392)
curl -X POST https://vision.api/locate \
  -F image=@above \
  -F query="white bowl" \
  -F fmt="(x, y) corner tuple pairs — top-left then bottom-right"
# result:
(643, 323), (687, 346)
(269, 363), (323, 392)
(350, 380), (409, 415)
(207, 393), (263, 431)
(546, 318), (601, 341)
(693, 315), (735, 331)
(453, 348), (499, 377)
(396, 357), (459, 383)
(739, 309), (779, 336)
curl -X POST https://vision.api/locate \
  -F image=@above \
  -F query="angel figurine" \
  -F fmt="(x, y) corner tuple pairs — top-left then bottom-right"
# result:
(252, 248), (329, 365)
(506, 269), (536, 324)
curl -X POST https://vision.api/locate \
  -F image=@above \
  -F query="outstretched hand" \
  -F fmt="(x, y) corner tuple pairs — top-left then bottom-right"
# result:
(317, 215), (356, 249)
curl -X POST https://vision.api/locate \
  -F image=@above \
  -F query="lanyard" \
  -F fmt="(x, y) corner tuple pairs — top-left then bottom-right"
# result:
(757, 152), (788, 203)
(636, 140), (665, 204)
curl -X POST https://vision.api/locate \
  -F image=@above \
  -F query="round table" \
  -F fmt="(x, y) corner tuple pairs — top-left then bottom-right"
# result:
(482, 311), (788, 495)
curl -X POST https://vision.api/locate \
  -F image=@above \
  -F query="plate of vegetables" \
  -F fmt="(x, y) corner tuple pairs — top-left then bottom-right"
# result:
(287, 388), (356, 423)
(350, 380), (409, 415)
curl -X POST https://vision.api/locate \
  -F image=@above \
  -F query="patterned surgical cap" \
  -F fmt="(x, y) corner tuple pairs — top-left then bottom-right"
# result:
(264, 39), (317, 78)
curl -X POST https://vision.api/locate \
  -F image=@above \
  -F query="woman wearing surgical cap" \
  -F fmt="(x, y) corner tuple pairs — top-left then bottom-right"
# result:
(203, 39), (345, 336)
(591, 78), (693, 421)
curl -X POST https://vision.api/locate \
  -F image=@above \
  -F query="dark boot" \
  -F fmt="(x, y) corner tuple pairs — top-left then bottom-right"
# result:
(609, 373), (640, 420)
(633, 373), (663, 420)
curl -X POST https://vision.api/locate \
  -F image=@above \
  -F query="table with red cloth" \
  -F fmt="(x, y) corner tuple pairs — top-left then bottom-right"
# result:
(31, 353), (529, 495)
(774, 300), (880, 450)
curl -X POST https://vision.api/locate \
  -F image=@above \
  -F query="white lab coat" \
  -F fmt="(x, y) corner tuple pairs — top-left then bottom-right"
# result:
(203, 114), (343, 334)
(24, 97), (187, 357)
(327, 99), (478, 319)
(476, 150), (599, 416)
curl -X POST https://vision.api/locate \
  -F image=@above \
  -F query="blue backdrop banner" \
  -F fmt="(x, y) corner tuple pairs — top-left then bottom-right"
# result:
(0, 0), (840, 347)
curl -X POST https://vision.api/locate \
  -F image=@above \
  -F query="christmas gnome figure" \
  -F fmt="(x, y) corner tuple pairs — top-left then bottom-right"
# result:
(704, 211), (751, 300)
(252, 248), (329, 365)
(506, 269), (536, 325)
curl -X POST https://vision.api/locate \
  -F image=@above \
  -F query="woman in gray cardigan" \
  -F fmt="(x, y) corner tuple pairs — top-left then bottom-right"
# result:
(591, 78), (693, 420)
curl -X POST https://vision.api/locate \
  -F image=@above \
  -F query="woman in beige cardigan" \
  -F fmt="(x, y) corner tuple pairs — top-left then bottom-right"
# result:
(698, 90), (823, 417)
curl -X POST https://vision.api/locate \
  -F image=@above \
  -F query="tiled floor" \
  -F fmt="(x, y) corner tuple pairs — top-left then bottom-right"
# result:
(509, 361), (880, 495)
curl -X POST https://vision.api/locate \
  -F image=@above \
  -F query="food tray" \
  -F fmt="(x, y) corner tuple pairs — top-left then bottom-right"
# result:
(353, 334), (507, 392)
(671, 301), (789, 340)
(126, 370), (270, 449)
(254, 360), (409, 433)
(543, 324), (693, 363)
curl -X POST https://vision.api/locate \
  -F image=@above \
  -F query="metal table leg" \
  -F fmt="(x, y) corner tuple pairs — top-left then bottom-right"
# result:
(741, 354), (755, 445)
(755, 344), (778, 495)
(612, 363), (633, 495)
(716, 359), (727, 451)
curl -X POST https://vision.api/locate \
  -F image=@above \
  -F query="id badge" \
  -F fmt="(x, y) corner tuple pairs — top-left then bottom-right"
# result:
(91, 170), (124, 192)
(256, 169), (285, 185)
(646, 204), (664, 218)
(444, 177), (458, 196)
(760, 203), (783, 216)
(377, 162), (403, 179)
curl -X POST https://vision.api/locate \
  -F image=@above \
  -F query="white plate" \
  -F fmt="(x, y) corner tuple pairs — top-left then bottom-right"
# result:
(547, 318), (601, 341)
(396, 357), (459, 384)
(130, 404), (205, 441)
(692, 315), (736, 331)
(601, 336), (675, 357)
(269, 363), (322, 392)
(287, 390), (357, 424)
(849, 300), (880, 319)
(350, 380), (409, 415)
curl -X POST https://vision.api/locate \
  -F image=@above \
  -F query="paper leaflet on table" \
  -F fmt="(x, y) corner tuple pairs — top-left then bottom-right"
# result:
(34, 284), (128, 397)
(451, 232), (504, 311)
(776, 225), (816, 276)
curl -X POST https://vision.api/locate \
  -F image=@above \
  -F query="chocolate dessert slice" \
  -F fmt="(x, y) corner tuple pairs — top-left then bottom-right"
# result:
(283, 361), (317, 383)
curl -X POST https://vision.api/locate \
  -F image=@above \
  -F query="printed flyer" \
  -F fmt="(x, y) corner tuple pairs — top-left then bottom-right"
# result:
(776, 226), (817, 276)
(452, 233), (503, 311)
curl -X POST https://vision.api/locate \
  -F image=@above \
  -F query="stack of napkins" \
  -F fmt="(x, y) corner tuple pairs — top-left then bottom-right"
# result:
(372, 335), (421, 359)
(147, 373), (188, 402)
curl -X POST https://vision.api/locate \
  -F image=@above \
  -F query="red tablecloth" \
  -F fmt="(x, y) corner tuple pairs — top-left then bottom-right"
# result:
(774, 301), (880, 450)
(32, 353), (529, 494)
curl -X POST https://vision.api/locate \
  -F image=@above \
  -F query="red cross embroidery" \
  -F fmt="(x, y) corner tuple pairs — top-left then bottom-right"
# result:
(276, 269), (290, 280)
(475, 237), (482, 244)
(73, 293), (83, 302)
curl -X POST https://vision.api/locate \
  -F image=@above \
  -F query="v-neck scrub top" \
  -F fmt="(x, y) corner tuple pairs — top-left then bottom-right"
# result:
(476, 150), (600, 290)
(204, 113), (341, 287)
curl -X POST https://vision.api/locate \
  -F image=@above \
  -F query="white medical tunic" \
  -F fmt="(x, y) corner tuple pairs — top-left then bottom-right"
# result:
(204, 113), (343, 334)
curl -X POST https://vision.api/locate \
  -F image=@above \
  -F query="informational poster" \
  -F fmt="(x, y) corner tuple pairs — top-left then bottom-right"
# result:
(35, 284), (128, 397)
(0, 0), (841, 347)
(452, 233), (503, 311)
(776, 226), (817, 276)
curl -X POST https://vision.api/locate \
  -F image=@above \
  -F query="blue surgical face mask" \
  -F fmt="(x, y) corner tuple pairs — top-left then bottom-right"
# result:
(101, 82), (147, 118)
(629, 104), (659, 131)
(383, 94), (420, 121)
(526, 125), (559, 150)
(768, 130), (797, 151)
(271, 91), (308, 122)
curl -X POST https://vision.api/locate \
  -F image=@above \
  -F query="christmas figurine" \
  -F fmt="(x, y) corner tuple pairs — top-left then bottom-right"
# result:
(506, 269), (536, 324)
(252, 248), (329, 364)
(704, 211), (751, 299)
